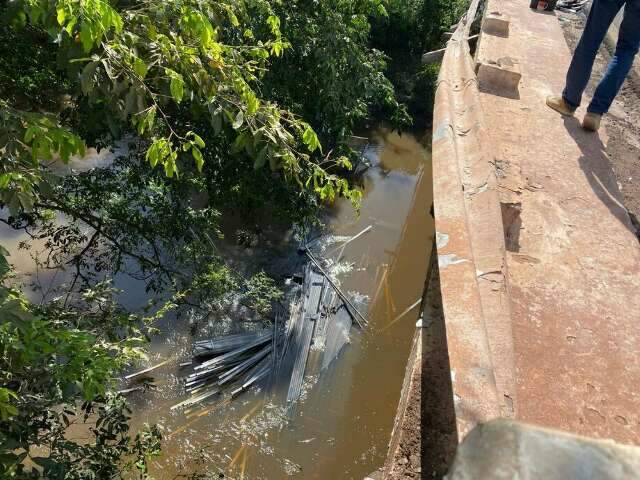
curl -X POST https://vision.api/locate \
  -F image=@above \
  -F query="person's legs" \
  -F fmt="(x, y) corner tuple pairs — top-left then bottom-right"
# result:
(587, 0), (640, 114)
(562, 0), (624, 110)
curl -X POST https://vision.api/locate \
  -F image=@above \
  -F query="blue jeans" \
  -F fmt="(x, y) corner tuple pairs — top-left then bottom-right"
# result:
(562, 0), (640, 114)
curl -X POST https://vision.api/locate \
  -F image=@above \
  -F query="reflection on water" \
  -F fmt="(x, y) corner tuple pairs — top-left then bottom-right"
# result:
(0, 128), (434, 479)
(0, 141), (128, 302)
(50, 141), (129, 174)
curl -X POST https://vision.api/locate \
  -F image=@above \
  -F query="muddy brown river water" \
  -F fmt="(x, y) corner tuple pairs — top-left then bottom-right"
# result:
(0, 128), (434, 479)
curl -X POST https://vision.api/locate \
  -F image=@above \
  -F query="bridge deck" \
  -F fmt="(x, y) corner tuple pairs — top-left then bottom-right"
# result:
(480, 0), (640, 443)
(434, 0), (640, 444)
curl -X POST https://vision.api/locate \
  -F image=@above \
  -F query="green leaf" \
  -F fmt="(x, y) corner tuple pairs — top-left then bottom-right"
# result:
(232, 110), (244, 130)
(337, 156), (353, 170)
(271, 41), (283, 57)
(7, 193), (19, 216)
(3, 404), (18, 417)
(253, 146), (268, 170)
(199, 18), (215, 45)
(164, 159), (176, 178)
(192, 147), (204, 172)
(64, 17), (76, 36)
(145, 141), (159, 167)
(302, 125), (321, 153)
(138, 106), (156, 135)
(191, 133), (205, 148)
(133, 58), (148, 79)
(24, 126), (38, 143)
(266, 15), (280, 36)
(80, 22), (94, 53)
(168, 71), (184, 103)
(243, 90), (260, 116)
(109, 7), (124, 33)
(226, 8), (240, 27)
(0, 174), (10, 190)
(11, 11), (26, 29)
(56, 6), (66, 26)
(16, 192), (34, 212)
(0, 245), (10, 278)
(232, 131), (249, 153)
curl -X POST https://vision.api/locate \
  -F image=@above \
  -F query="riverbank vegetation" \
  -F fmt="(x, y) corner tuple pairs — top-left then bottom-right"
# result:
(0, 0), (466, 477)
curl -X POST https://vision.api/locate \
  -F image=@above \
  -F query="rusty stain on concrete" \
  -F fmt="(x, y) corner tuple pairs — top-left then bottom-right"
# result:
(431, 0), (640, 449)
(476, 0), (640, 445)
(432, 0), (518, 437)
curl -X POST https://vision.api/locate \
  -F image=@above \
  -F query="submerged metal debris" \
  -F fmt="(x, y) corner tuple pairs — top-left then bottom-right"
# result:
(171, 229), (372, 412)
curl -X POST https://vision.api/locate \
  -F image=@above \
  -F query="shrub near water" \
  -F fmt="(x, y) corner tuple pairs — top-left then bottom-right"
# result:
(371, 0), (469, 126)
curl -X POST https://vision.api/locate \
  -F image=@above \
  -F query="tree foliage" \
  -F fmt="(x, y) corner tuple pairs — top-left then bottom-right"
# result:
(261, 0), (411, 142)
(1, 0), (362, 216)
(371, 0), (469, 126)
(0, 246), (162, 478)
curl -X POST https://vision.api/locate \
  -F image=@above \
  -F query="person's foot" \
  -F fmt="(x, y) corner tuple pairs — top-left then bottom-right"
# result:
(546, 95), (576, 116)
(582, 112), (602, 132)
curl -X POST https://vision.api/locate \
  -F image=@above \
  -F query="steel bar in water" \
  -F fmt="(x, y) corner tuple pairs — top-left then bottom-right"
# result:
(378, 298), (422, 333)
(186, 372), (222, 389)
(370, 264), (388, 310)
(188, 357), (246, 383)
(280, 291), (302, 363)
(124, 358), (172, 380)
(117, 386), (144, 395)
(313, 286), (334, 349)
(171, 388), (220, 411)
(283, 266), (323, 405)
(384, 274), (397, 314)
(324, 225), (373, 257)
(173, 245), (366, 414)
(190, 352), (250, 374)
(280, 289), (306, 369)
(302, 249), (368, 329)
(231, 360), (272, 398)
(286, 314), (317, 404)
(307, 268), (325, 316)
(194, 330), (270, 358)
(217, 345), (272, 386)
(272, 310), (278, 370)
(229, 445), (246, 469)
(185, 381), (206, 392)
(195, 332), (272, 371)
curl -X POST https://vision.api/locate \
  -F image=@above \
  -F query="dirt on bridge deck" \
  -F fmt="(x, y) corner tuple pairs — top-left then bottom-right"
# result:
(559, 10), (640, 238)
(476, 0), (640, 444)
